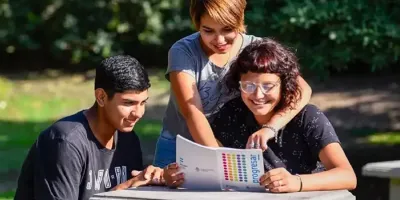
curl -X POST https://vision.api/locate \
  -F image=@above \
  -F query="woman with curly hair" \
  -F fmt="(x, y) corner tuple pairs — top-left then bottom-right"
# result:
(164, 38), (356, 193)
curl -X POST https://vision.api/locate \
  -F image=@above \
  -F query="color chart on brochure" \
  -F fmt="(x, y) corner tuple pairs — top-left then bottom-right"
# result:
(221, 153), (249, 183)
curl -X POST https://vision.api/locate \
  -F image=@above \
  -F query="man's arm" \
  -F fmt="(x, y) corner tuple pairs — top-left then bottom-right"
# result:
(33, 139), (83, 200)
(15, 144), (36, 200)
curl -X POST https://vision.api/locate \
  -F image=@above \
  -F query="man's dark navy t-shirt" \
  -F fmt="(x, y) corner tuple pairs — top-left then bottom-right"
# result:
(15, 111), (144, 200)
(211, 97), (340, 174)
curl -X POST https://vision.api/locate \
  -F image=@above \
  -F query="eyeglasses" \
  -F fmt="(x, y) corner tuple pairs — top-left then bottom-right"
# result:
(239, 81), (280, 94)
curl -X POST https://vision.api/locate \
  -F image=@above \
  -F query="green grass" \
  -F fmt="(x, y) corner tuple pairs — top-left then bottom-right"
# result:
(0, 190), (15, 200)
(366, 132), (400, 145)
(135, 119), (162, 141)
(351, 128), (400, 145)
(0, 70), (167, 197)
(148, 69), (169, 91)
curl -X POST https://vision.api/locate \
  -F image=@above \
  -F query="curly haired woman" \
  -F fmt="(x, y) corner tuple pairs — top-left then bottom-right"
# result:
(164, 38), (356, 193)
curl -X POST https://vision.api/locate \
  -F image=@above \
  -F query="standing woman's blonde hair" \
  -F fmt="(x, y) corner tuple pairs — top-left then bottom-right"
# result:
(190, 0), (247, 33)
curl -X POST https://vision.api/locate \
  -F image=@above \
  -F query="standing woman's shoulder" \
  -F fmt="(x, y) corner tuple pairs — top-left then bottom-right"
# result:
(241, 33), (263, 48)
(167, 32), (203, 78)
(169, 32), (202, 55)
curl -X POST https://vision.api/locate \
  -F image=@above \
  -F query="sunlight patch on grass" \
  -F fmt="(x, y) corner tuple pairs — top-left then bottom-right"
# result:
(148, 69), (169, 92)
(366, 132), (400, 145)
(1, 94), (82, 121)
(0, 77), (13, 100)
(0, 75), (87, 121)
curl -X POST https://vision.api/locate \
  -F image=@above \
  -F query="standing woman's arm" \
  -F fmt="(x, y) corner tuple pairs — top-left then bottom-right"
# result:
(169, 71), (219, 147)
(167, 47), (219, 147)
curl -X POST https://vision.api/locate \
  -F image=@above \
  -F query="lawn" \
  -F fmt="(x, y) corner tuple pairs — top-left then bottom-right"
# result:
(0, 191), (14, 200)
(0, 70), (166, 198)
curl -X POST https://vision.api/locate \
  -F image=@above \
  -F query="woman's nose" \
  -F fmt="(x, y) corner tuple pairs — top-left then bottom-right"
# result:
(254, 86), (264, 98)
(215, 34), (225, 44)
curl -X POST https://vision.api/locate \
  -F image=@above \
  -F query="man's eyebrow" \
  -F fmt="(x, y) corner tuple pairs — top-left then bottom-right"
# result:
(123, 97), (149, 102)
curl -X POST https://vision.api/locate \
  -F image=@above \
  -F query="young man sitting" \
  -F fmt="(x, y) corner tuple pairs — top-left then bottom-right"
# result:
(15, 55), (163, 200)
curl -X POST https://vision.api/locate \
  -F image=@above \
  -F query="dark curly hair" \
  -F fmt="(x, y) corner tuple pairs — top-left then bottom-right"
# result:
(225, 38), (301, 111)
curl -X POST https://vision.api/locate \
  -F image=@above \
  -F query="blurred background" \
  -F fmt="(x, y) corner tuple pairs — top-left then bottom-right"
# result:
(0, 0), (399, 199)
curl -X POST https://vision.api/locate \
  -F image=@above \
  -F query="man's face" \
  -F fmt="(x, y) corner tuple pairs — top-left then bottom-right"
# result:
(103, 89), (148, 132)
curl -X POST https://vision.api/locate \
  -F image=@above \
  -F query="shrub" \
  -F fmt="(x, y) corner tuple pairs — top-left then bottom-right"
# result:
(0, 0), (398, 78)
(245, 0), (400, 79)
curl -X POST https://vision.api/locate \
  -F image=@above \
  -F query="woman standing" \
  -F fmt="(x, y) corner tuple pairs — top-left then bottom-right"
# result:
(153, 0), (312, 168)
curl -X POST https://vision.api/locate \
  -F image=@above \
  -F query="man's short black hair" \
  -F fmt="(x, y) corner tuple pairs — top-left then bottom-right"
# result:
(95, 55), (151, 98)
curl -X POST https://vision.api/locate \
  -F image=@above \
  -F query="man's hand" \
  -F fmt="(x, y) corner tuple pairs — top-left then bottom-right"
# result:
(163, 163), (184, 188)
(131, 165), (164, 187)
(246, 127), (275, 151)
(112, 165), (163, 190)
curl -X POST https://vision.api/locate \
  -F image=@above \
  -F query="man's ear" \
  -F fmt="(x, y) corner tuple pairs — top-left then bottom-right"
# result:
(95, 88), (107, 107)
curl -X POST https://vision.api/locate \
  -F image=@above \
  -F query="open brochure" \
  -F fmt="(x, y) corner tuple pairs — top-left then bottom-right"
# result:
(176, 135), (265, 191)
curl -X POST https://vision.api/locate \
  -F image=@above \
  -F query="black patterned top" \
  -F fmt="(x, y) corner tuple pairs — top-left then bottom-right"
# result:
(211, 97), (340, 174)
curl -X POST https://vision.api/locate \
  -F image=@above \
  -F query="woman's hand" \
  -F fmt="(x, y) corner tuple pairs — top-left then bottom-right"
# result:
(259, 167), (301, 193)
(246, 127), (275, 151)
(163, 163), (185, 188)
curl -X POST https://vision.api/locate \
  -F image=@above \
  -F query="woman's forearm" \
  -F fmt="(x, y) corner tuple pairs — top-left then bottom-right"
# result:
(185, 110), (219, 147)
(267, 76), (312, 129)
(299, 167), (357, 191)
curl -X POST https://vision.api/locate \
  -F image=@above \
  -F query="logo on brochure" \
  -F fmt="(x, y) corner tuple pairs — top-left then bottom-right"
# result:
(194, 166), (215, 173)
(250, 154), (262, 183)
(179, 157), (187, 169)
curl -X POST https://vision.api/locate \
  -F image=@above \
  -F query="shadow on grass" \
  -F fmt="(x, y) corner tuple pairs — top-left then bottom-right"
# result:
(310, 74), (400, 135)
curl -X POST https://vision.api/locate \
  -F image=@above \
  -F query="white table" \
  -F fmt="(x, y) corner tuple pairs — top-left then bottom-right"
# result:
(90, 186), (355, 200)
(362, 160), (400, 200)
